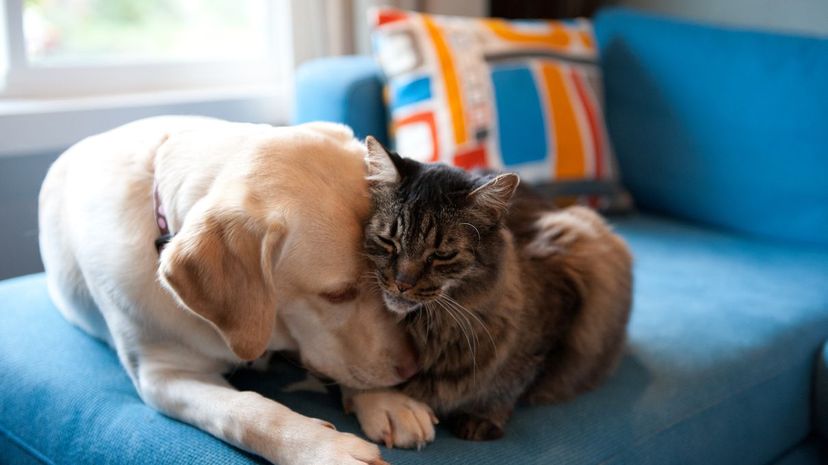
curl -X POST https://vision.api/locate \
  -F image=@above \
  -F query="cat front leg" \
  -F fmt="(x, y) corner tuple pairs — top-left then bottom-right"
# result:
(344, 388), (438, 449)
(447, 404), (514, 441)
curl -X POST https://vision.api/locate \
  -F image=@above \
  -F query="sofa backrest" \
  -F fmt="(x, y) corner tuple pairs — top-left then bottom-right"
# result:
(595, 8), (828, 246)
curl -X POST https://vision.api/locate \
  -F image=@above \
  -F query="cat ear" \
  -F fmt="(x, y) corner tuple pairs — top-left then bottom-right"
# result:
(365, 136), (401, 185)
(468, 173), (520, 220)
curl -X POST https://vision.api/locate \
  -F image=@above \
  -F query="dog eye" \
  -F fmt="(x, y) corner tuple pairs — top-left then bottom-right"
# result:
(320, 287), (359, 304)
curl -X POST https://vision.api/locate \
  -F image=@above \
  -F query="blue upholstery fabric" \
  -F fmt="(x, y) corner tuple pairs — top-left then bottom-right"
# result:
(770, 437), (823, 465)
(293, 56), (388, 145)
(2, 214), (827, 465)
(0, 274), (267, 465)
(595, 9), (828, 246)
(816, 341), (828, 440)
(294, 56), (389, 144)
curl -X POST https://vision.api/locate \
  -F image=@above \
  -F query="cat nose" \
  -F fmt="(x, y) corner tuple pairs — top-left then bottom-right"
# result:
(395, 280), (414, 293)
(395, 273), (416, 293)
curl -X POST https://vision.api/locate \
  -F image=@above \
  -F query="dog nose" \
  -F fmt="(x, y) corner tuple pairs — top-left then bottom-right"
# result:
(395, 337), (419, 381)
(395, 356), (419, 381)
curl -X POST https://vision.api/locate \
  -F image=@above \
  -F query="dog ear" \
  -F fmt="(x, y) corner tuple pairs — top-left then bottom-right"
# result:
(158, 203), (286, 361)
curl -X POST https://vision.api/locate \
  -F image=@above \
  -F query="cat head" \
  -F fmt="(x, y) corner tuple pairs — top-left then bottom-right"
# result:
(362, 136), (520, 315)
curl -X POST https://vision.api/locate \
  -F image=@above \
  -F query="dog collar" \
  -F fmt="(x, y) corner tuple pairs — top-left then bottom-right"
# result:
(153, 182), (173, 253)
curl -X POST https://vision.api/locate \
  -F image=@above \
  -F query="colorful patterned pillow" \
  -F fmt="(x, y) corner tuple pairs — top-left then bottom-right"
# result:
(370, 8), (631, 211)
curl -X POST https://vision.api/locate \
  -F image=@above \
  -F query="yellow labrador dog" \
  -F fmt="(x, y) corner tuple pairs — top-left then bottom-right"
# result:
(38, 116), (419, 465)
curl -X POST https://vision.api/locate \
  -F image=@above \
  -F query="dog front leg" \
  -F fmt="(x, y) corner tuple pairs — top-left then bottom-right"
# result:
(138, 365), (387, 465)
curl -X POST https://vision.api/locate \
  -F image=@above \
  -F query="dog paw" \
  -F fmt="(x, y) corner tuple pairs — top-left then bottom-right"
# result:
(448, 413), (504, 441)
(349, 390), (438, 450)
(285, 416), (388, 465)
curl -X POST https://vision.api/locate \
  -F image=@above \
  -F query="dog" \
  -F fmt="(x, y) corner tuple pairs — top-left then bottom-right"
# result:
(38, 116), (419, 465)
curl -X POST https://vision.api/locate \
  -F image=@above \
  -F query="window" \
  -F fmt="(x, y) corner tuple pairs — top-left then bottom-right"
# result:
(25, 0), (269, 64)
(0, 0), (291, 97)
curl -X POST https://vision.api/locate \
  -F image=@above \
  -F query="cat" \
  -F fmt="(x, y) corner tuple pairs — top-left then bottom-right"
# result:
(350, 136), (633, 445)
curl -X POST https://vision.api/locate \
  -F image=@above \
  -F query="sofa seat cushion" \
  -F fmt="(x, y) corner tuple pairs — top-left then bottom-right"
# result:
(2, 214), (827, 465)
(0, 275), (267, 465)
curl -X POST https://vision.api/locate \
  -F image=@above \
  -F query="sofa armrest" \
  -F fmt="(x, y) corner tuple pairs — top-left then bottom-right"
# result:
(817, 341), (828, 439)
(293, 55), (389, 144)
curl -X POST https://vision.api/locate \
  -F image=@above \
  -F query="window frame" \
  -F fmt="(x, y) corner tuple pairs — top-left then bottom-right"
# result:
(0, 0), (294, 98)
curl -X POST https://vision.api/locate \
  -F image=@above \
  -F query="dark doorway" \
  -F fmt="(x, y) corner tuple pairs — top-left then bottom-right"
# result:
(489, 0), (609, 19)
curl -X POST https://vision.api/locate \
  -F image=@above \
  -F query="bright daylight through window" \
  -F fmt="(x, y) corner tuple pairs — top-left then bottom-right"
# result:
(23, 0), (268, 65)
(1, 0), (284, 97)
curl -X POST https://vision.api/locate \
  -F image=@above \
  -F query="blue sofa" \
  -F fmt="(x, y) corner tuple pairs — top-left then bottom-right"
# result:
(2, 8), (827, 465)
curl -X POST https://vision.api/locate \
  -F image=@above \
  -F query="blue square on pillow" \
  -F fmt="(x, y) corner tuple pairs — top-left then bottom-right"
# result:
(490, 64), (548, 166)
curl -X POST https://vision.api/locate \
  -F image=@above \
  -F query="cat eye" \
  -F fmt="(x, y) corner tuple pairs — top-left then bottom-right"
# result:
(375, 235), (398, 254)
(320, 286), (359, 304)
(428, 251), (458, 262)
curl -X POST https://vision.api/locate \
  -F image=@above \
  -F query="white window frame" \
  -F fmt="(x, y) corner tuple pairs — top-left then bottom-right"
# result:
(0, 0), (294, 98)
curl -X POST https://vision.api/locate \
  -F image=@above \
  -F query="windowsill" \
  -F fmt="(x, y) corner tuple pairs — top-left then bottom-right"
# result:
(0, 83), (288, 115)
(0, 83), (292, 158)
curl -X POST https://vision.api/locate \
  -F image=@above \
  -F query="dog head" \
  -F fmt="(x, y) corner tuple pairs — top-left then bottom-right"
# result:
(158, 122), (416, 389)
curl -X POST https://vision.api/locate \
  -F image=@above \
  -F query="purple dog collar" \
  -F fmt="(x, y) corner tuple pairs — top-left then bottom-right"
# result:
(153, 182), (173, 253)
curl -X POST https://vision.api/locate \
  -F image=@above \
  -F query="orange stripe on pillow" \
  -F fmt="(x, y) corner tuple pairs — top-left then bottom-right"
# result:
(570, 69), (602, 179)
(422, 15), (467, 145)
(541, 63), (585, 179)
(578, 30), (595, 51)
(483, 19), (571, 49)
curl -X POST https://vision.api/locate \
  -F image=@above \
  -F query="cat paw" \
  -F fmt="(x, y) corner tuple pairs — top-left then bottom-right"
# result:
(448, 413), (505, 441)
(349, 390), (438, 450)
(525, 206), (602, 258)
(521, 387), (575, 405)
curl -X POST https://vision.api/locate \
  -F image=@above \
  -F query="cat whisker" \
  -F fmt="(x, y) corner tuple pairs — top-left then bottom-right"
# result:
(441, 294), (498, 358)
(423, 301), (435, 338)
(416, 292), (441, 298)
(414, 303), (425, 327)
(452, 304), (479, 383)
(434, 298), (477, 381)
(459, 222), (482, 243)
(358, 270), (376, 282)
(447, 299), (482, 371)
(360, 270), (389, 296)
(440, 296), (480, 358)
(442, 300), (480, 377)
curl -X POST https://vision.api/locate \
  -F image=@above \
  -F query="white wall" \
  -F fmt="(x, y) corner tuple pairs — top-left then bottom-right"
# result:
(618, 0), (828, 36)
(349, 0), (827, 53)
(424, 0), (486, 17)
(352, 0), (486, 55)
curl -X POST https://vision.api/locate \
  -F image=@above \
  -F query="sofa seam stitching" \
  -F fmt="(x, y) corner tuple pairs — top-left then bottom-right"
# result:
(0, 422), (55, 465)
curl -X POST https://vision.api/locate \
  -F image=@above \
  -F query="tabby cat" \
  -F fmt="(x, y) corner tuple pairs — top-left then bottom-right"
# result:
(352, 137), (632, 444)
